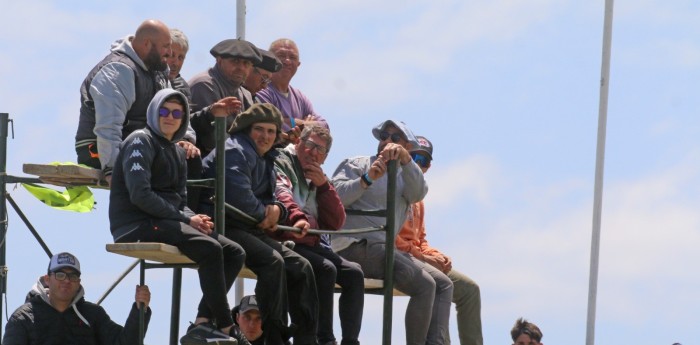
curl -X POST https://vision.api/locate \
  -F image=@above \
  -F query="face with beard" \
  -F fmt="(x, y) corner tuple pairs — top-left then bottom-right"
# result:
(144, 41), (169, 71)
(140, 29), (171, 72)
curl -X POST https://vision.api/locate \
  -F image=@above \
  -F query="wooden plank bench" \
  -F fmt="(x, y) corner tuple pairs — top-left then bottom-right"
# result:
(106, 242), (403, 345)
(106, 242), (402, 294)
(23, 163), (107, 187)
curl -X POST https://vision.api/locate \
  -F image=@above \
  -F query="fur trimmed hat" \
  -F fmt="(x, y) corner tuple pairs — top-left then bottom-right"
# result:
(228, 103), (283, 134)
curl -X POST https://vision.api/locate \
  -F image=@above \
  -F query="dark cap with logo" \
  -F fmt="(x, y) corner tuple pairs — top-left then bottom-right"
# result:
(48, 252), (81, 274)
(239, 295), (259, 313)
(410, 135), (433, 160)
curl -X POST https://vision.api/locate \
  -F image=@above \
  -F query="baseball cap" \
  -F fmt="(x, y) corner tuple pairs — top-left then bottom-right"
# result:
(410, 135), (433, 160)
(239, 295), (259, 313)
(371, 119), (419, 149)
(48, 252), (81, 274)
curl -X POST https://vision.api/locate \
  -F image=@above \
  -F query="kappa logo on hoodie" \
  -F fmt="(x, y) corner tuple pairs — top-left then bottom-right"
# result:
(129, 150), (143, 159)
(130, 162), (144, 172)
(130, 137), (143, 146)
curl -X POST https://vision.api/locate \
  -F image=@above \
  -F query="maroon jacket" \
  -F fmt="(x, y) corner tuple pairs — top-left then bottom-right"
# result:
(273, 146), (345, 246)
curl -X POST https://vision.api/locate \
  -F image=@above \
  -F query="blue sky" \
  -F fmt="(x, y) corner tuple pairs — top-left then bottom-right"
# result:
(2, 1), (700, 344)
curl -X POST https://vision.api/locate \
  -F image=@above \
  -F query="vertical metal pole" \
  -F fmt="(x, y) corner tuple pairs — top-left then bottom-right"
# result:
(0, 113), (10, 339)
(382, 160), (397, 345)
(214, 117), (226, 236)
(139, 260), (146, 345)
(236, 0), (246, 39)
(233, 0), (247, 305)
(170, 268), (183, 345)
(586, 1), (615, 345)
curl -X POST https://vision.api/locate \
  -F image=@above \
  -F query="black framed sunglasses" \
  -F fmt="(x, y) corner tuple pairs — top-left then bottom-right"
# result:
(411, 153), (431, 168)
(158, 107), (184, 119)
(379, 131), (403, 143)
(52, 271), (81, 282)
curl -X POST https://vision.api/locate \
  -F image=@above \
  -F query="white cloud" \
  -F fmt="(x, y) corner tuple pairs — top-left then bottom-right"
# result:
(424, 154), (502, 207)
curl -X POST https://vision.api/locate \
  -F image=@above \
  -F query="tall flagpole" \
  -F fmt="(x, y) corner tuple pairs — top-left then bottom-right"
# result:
(586, 0), (615, 344)
(234, 0), (247, 305)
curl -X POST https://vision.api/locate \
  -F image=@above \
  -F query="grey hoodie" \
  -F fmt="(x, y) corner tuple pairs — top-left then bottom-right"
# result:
(146, 88), (191, 142)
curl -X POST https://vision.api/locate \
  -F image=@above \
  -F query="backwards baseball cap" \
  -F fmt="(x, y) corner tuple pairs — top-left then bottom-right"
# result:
(410, 135), (433, 160)
(48, 252), (81, 274)
(239, 295), (259, 313)
(210, 39), (263, 64)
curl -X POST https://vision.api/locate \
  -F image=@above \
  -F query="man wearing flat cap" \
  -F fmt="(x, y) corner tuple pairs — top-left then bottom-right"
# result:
(331, 120), (453, 345)
(201, 103), (319, 345)
(3, 252), (151, 344)
(189, 38), (263, 157)
(243, 48), (282, 97)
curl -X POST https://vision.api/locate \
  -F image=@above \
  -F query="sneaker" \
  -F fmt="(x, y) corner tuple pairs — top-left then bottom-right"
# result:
(228, 323), (251, 345)
(180, 322), (239, 345)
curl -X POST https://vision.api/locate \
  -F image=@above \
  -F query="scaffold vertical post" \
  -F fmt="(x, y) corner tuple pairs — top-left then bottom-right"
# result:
(0, 113), (10, 340)
(382, 160), (397, 345)
(214, 117), (226, 236)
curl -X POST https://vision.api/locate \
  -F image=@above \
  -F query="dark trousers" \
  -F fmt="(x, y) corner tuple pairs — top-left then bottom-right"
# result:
(76, 144), (100, 169)
(225, 228), (318, 345)
(186, 156), (203, 212)
(295, 244), (364, 345)
(117, 219), (245, 328)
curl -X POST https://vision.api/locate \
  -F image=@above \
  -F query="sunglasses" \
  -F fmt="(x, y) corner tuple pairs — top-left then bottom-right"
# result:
(379, 131), (403, 143)
(303, 140), (328, 155)
(158, 107), (184, 119)
(52, 271), (81, 282)
(411, 153), (431, 168)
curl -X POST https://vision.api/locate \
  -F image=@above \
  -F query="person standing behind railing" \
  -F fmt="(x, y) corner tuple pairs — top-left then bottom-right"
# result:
(396, 135), (483, 345)
(331, 119), (452, 345)
(75, 19), (174, 186)
(256, 38), (329, 145)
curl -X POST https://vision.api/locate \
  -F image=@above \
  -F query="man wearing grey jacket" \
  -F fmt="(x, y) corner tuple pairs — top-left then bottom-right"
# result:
(75, 19), (175, 184)
(331, 120), (452, 345)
